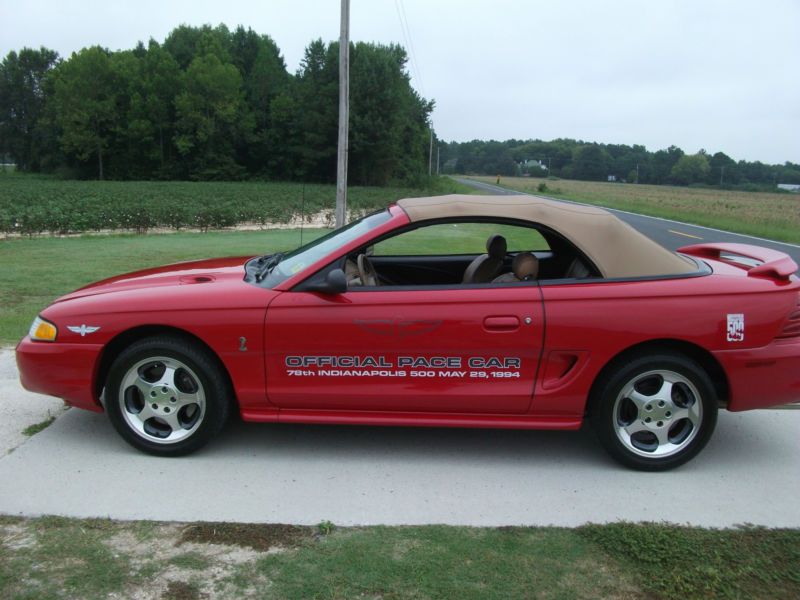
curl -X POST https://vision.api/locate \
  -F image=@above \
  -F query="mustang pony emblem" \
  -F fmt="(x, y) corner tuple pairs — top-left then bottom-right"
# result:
(67, 325), (101, 337)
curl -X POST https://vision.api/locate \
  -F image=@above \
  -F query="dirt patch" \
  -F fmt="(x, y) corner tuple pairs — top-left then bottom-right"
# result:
(1, 522), (36, 550)
(161, 581), (204, 600)
(104, 524), (267, 599)
(105, 524), (184, 565)
(0, 211), (336, 240)
(178, 522), (313, 553)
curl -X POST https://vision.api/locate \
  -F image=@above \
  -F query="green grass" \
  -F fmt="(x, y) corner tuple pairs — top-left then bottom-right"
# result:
(0, 229), (329, 344)
(21, 416), (56, 437)
(2, 516), (798, 599)
(374, 222), (548, 255)
(470, 175), (800, 243)
(1, 215), (549, 345)
(169, 552), (212, 571)
(0, 517), (132, 600)
(579, 522), (800, 599)
(244, 525), (635, 599)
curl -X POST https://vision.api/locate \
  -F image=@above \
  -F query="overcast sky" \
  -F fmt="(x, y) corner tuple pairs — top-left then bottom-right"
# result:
(1, 0), (798, 164)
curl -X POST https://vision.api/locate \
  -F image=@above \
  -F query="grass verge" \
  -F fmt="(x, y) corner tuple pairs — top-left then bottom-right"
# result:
(579, 522), (800, 599)
(0, 228), (328, 344)
(1, 516), (797, 599)
(470, 176), (800, 244)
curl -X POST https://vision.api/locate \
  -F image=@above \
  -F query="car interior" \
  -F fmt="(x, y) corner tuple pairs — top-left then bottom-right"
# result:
(340, 219), (601, 288)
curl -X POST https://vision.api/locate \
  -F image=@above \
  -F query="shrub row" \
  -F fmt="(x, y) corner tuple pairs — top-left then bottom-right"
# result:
(0, 177), (460, 235)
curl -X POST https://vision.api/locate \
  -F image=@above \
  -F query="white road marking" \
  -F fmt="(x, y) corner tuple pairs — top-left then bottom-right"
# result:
(668, 229), (703, 240)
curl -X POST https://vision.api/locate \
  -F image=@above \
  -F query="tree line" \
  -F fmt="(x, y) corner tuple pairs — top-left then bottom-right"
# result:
(440, 139), (800, 189)
(0, 24), (434, 185)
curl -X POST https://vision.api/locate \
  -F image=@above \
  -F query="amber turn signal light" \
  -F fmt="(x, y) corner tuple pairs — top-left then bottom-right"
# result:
(29, 316), (57, 342)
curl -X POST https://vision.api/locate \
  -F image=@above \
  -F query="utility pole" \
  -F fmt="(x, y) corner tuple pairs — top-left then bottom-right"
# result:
(428, 128), (434, 176)
(636, 163), (640, 184)
(436, 145), (440, 175)
(335, 0), (350, 229)
(720, 166), (725, 186)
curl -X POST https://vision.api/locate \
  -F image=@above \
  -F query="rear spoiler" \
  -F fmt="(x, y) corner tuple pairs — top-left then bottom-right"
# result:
(678, 243), (798, 281)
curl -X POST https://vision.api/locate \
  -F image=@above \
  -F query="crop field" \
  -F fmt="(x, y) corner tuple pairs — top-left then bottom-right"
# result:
(474, 176), (800, 243)
(0, 176), (470, 236)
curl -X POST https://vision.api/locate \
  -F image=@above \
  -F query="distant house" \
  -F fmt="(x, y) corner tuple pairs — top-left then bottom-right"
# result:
(520, 159), (547, 170)
(777, 184), (800, 193)
(607, 175), (617, 182)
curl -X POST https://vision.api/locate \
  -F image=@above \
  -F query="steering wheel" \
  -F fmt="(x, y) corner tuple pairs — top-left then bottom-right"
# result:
(357, 253), (380, 287)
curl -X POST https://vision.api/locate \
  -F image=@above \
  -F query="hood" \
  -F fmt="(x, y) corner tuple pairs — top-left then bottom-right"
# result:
(56, 256), (254, 302)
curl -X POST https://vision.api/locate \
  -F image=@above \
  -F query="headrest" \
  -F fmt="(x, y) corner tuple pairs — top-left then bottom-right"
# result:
(512, 252), (539, 280)
(486, 234), (507, 258)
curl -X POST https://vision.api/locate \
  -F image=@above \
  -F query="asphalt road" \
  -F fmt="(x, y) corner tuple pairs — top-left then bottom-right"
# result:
(455, 177), (800, 263)
(2, 187), (799, 526)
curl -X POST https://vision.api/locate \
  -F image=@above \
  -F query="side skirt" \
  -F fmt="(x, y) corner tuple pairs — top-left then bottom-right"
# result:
(240, 408), (582, 430)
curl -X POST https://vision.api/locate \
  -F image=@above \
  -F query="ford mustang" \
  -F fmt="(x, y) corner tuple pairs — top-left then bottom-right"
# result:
(16, 195), (800, 470)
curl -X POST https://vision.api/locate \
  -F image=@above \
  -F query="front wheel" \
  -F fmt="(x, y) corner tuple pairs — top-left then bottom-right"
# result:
(589, 353), (718, 471)
(105, 336), (231, 456)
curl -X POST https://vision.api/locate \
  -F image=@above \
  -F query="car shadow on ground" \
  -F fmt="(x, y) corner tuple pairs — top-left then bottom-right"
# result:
(9, 406), (793, 473)
(216, 418), (611, 467)
(208, 410), (788, 471)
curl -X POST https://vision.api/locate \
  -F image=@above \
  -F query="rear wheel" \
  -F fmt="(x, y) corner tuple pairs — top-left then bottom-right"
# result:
(590, 353), (718, 471)
(105, 336), (231, 456)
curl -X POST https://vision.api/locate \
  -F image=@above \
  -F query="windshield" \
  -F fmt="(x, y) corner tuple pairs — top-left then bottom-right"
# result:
(260, 209), (392, 288)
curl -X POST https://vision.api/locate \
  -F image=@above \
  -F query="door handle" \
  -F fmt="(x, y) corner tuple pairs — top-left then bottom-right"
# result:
(483, 316), (520, 331)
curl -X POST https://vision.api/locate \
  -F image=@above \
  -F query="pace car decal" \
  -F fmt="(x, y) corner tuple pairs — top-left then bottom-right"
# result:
(727, 313), (744, 342)
(284, 355), (522, 379)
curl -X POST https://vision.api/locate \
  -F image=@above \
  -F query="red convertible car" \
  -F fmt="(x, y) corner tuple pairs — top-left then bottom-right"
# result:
(16, 195), (800, 470)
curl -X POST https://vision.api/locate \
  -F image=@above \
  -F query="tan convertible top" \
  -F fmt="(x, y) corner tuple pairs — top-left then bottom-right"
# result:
(396, 195), (697, 278)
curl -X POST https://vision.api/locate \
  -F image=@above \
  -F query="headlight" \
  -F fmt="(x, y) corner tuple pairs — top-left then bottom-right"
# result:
(29, 316), (58, 342)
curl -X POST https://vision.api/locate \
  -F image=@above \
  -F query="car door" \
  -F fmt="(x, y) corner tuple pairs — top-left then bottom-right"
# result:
(264, 285), (544, 414)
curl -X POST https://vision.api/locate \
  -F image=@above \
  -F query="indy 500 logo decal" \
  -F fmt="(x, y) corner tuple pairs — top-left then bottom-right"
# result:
(727, 313), (744, 342)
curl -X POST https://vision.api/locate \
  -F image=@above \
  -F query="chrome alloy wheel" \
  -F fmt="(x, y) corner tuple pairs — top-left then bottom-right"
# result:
(612, 369), (702, 458)
(118, 356), (206, 444)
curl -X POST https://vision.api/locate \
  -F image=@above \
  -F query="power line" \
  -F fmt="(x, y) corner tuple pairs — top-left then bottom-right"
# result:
(392, 0), (434, 174)
(393, 0), (425, 98)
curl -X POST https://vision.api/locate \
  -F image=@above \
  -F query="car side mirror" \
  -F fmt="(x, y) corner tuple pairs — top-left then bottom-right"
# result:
(306, 268), (347, 295)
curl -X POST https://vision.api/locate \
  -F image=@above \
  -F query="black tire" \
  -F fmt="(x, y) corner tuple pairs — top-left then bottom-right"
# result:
(589, 352), (718, 471)
(105, 335), (231, 456)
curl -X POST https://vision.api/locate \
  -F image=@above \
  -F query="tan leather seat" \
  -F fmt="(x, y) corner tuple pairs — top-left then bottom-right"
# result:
(463, 234), (507, 283)
(492, 252), (539, 283)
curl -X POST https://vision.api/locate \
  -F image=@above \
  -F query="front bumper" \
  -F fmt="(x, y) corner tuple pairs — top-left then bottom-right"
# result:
(714, 338), (800, 411)
(15, 336), (104, 412)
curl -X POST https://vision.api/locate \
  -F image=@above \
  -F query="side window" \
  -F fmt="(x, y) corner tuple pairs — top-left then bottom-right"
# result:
(373, 222), (550, 256)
